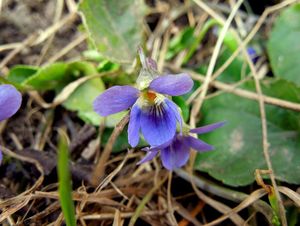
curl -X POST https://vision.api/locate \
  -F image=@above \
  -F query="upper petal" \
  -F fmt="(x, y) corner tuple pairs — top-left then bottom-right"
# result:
(183, 136), (214, 152)
(0, 84), (22, 121)
(190, 121), (226, 134)
(128, 103), (142, 147)
(160, 137), (190, 170)
(140, 100), (177, 146)
(93, 86), (139, 116)
(149, 73), (193, 96)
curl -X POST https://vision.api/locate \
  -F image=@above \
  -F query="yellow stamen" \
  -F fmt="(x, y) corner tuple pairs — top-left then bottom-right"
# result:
(146, 91), (157, 102)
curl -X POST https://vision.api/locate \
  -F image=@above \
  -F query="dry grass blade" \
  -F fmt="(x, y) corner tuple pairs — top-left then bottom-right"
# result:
(185, 70), (300, 112)
(191, 180), (248, 226)
(0, 34), (38, 70)
(112, 209), (122, 226)
(190, 0), (244, 125)
(81, 209), (167, 220)
(46, 34), (88, 64)
(0, 196), (32, 223)
(0, 147), (44, 195)
(204, 189), (268, 226)
(235, 3), (300, 224)
(96, 150), (131, 192)
(31, 191), (125, 207)
(167, 172), (177, 225)
(91, 114), (130, 186)
(27, 201), (61, 221)
(175, 168), (273, 223)
(0, 147), (44, 222)
(188, 0), (299, 107)
(37, 0), (64, 65)
(278, 186), (300, 207)
(128, 174), (168, 226)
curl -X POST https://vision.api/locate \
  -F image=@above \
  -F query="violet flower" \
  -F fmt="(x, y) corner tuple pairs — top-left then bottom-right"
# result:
(138, 122), (225, 170)
(93, 52), (193, 147)
(247, 47), (259, 63)
(0, 84), (22, 163)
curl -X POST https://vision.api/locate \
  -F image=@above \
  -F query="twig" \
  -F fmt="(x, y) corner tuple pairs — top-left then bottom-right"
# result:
(204, 189), (267, 226)
(240, 24), (288, 226)
(188, 0), (299, 105)
(191, 181), (247, 226)
(90, 114), (130, 186)
(175, 169), (273, 223)
(0, 147), (44, 222)
(167, 171), (177, 225)
(36, 0), (65, 65)
(0, 34), (38, 70)
(46, 34), (88, 65)
(190, 0), (244, 126)
(166, 65), (300, 112)
(33, 13), (78, 46)
(82, 209), (168, 220)
(96, 151), (131, 192)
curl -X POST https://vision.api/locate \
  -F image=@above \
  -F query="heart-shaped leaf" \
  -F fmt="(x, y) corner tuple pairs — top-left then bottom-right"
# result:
(79, 0), (146, 64)
(267, 4), (300, 86)
(195, 79), (300, 186)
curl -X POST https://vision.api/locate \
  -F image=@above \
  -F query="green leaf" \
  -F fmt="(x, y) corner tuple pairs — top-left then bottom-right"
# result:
(23, 63), (71, 91)
(267, 4), (300, 86)
(79, 0), (146, 64)
(105, 111), (128, 128)
(195, 79), (300, 186)
(54, 61), (105, 126)
(7, 65), (38, 84)
(216, 48), (250, 83)
(57, 130), (76, 226)
(67, 61), (97, 77)
(220, 29), (239, 53)
(166, 27), (195, 60)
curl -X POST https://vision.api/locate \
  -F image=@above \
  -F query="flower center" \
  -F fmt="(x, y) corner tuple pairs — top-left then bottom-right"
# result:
(141, 90), (157, 103)
(137, 90), (165, 109)
(146, 91), (157, 102)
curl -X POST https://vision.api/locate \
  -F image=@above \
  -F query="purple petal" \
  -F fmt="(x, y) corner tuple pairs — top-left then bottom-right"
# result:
(183, 136), (214, 152)
(137, 150), (158, 165)
(0, 148), (2, 165)
(0, 84), (22, 121)
(93, 86), (139, 116)
(160, 138), (190, 170)
(190, 121), (226, 134)
(140, 99), (177, 146)
(165, 99), (182, 133)
(149, 73), (193, 96)
(141, 137), (174, 153)
(128, 104), (142, 147)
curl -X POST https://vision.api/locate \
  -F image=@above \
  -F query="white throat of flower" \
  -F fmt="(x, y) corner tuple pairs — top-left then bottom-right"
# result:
(137, 90), (166, 109)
